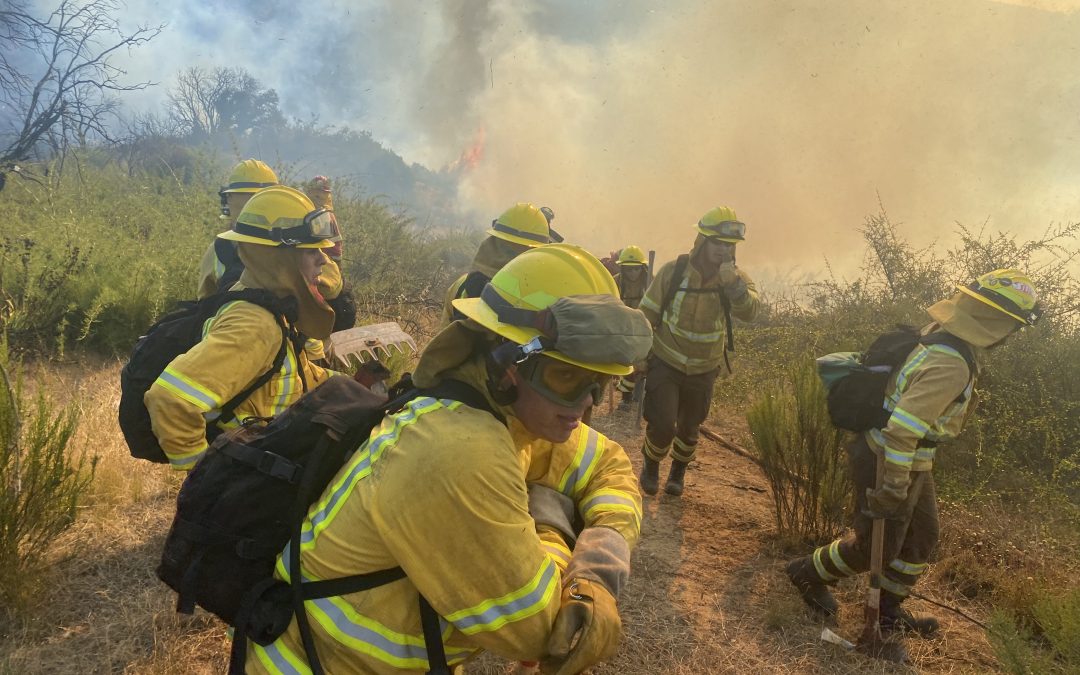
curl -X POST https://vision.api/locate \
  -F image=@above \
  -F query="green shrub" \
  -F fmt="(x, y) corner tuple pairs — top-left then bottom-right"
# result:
(0, 349), (96, 615)
(746, 362), (850, 546)
(988, 589), (1080, 674)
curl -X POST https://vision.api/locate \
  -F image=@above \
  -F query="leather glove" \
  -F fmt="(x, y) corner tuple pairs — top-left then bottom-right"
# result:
(540, 578), (621, 675)
(717, 262), (748, 300)
(528, 483), (577, 544)
(864, 483), (907, 519)
(863, 463), (910, 519)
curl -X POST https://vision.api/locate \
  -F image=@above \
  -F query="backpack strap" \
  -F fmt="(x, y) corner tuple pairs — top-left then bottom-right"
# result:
(212, 291), (300, 432)
(919, 331), (976, 373)
(263, 378), (500, 675)
(656, 254), (689, 328)
(655, 254), (736, 370)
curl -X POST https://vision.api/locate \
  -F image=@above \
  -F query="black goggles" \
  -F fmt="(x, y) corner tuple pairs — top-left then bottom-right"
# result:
(518, 352), (609, 408)
(233, 208), (337, 246)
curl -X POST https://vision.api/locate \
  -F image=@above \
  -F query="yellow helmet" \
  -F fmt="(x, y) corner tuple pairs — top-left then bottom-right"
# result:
(697, 206), (746, 242)
(617, 245), (647, 266)
(221, 159), (278, 194)
(487, 203), (554, 247)
(218, 186), (335, 249)
(956, 268), (1041, 325)
(453, 244), (632, 376)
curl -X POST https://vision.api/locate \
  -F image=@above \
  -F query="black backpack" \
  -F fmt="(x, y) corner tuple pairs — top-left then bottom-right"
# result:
(118, 289), (299, 464)
(822, 326), (976, 432)
(157, 375), (498, 675)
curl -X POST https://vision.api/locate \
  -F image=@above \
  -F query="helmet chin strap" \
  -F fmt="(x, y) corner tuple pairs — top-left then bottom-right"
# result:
(484, 337), (551, 406)
(485, 342), (519, 405)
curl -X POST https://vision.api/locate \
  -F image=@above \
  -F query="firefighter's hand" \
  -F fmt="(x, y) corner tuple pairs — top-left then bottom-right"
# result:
(864, 484), (907, 520)
(718, 262), (747, 300)
(541, 579), (622, 675)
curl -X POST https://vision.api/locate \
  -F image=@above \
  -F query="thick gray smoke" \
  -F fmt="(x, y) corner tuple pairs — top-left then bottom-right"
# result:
(112, 0), (1080, 276)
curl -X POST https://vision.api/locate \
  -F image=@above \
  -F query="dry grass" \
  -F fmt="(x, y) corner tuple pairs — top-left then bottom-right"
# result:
(0, 355), (226, 674)
(0, 358), (1059, 674)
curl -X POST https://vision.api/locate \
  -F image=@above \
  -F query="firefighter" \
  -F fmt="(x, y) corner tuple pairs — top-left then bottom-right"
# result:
(247, 244), (651, 674)
(440, 203), (560, 325)
(145, 186), (338, 470)
(637, 207), (760, 496)
(786, 269), (1041, 638)
(613, 245), (650, 408)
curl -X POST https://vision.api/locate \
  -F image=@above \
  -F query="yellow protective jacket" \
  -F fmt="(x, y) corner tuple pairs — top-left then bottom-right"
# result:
(144, 289), (331, 471)
(247, 358), (641, 674)
(867, 328), (980, 474)
(639, 240), (760, 375)
(613, 269), (650, 310)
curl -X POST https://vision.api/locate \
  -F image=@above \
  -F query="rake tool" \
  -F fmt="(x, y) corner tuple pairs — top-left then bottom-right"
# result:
(324, 322), (417, 370)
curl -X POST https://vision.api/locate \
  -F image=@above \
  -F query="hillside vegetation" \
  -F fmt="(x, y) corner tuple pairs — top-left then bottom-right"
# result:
(0, 159), (1078, 672)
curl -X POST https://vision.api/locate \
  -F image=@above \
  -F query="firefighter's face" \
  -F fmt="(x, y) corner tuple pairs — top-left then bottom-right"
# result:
(298, 249), (327, 286)
(510, 365), (594, 443)
(701, 238), (736, 267)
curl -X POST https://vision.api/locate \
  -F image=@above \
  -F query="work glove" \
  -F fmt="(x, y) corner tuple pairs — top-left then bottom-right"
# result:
(863, 462), (911, 520)
(528, 483), (577, 544)
(717, 262), (748, 301)
(540, 578), (621, 675)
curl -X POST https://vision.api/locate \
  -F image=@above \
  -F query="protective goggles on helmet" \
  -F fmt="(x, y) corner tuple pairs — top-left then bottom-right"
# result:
(234, 208), (337, 246)
(699, 219), (746, 241)
(517, 350), (609, 407)
(965, 280), (1042, 326)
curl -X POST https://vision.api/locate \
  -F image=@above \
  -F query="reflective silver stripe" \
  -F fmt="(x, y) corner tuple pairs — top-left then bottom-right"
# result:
(558, 428), (600, 496)
(301, 397), (443, 546)
(447, 559), (559, 633)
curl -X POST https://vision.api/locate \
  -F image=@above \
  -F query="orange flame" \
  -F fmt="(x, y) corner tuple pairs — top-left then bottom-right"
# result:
(449, 127), (485, 172)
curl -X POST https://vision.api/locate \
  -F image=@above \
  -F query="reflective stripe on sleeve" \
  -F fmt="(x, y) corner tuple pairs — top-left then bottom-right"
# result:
(251, 639), (312, 675)
(155, 368), (221, 411)
(166, 444), (207, 471)
(444, 558), (560, 634)
(556, 428), (601, 497)
(581, 489), (642, 530)
(888, 405), (931, 437)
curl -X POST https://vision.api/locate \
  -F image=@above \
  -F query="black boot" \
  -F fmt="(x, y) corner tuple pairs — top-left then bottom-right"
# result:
(639, 455), (660, 496)
(880, 594), (939, 637)
(785, 558), (839, 618)
(665, 460), (689, 496)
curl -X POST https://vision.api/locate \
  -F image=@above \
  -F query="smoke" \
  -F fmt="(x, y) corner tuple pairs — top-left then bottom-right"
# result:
(451, 0), (1080, 274)
(109, 0), (1080, 275)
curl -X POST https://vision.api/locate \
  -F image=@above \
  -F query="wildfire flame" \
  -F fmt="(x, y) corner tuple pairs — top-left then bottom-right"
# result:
(449, 127), (485, 172)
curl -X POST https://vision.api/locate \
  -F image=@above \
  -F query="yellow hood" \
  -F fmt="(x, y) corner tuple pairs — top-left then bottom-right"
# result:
(412, 319), (514, 418)
(236, 243), (335, 339)
(927, 291), (1020, 348)
(470, 235), (529, 279)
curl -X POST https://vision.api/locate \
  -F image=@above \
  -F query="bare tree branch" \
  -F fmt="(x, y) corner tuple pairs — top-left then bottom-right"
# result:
(0, 0), (163, 188)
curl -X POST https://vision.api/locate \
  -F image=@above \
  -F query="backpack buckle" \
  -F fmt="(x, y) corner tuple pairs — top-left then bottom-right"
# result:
(257, 451), (300, 483)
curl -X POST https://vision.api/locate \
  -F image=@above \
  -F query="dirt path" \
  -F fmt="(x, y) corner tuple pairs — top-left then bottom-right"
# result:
(569, 403), (999, 675)
(0, 364), (1001, 674)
